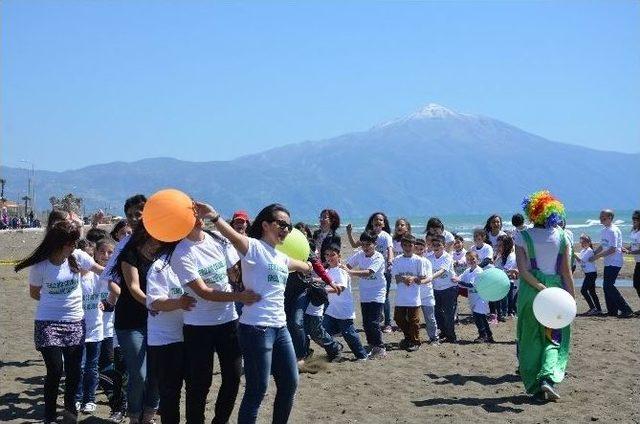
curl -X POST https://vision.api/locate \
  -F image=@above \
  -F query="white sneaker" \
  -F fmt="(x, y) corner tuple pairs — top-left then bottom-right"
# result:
(74, 402), (82, 412)
(82, 402), (97, 414)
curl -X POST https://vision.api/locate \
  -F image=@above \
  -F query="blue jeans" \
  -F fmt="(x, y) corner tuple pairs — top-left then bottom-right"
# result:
(77, 341), (101, 403)
(285, 292), (310, 360)
(360, 302), (384, 348)
(116, 328), (159, 418)
(603, 266), (633, 316)
(383, 271), (392, 326)
(303, 314), (341, 356)
(322, 315), (367, 359)
(434, 287), (458, 341)
(507, 282), (518, 315)
(237, 324), (299, 424)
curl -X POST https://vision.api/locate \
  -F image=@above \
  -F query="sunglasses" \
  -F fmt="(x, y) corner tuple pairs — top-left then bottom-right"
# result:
(271, 219), (292, 231)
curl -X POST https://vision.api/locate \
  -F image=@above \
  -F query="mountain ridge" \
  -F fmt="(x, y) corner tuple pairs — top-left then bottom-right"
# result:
(1, 104), (637, 218)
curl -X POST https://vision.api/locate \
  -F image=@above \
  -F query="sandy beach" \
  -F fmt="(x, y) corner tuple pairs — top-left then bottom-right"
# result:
(1, 229), (639, 423)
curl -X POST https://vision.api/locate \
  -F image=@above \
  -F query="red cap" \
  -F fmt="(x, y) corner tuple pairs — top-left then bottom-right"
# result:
(232, 210), (250, 222)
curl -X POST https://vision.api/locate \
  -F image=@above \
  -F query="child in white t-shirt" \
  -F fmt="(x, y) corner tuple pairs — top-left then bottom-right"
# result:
(146, 255), (196, 424)
(392, 235), (427, 351)
(307, 244), (367, 361)
(452, 251), (494, 343)
(575, 234), (602, 315)
(76, 239), (104, 413)
(451, 234), (467, 276)
(414, 239), (437, 343)
(344, 231), (387, 359)
(472, 228), (494, 268)
(429, 235), (458, 343)
(303, 272), (344, 363)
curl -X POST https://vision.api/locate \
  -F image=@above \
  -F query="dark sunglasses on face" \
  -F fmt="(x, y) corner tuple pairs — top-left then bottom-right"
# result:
(272, 219), (292, 231)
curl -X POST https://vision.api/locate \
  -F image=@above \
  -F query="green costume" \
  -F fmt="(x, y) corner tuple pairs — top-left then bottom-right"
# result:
(516, 229), (571, 394)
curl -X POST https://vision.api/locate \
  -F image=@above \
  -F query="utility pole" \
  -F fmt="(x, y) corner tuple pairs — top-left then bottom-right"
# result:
(20, 160), (35, 214)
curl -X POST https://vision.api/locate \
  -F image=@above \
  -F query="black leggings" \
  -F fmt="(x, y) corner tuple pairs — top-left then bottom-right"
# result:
(581, 272), (601, 311)
(40, 344), (84, 422)
(634, 262), (640, 299)
(183, 321), (242, 424)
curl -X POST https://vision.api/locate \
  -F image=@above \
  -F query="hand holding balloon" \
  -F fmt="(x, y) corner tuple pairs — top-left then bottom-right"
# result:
(533, 287), (576, 329)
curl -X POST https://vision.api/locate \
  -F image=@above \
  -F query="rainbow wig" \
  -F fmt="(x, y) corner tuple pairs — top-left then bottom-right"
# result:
(521, 190), (566, 228)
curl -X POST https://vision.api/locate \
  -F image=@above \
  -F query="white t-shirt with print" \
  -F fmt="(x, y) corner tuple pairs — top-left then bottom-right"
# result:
(473, 243), (494, 263)
(630, 229), (640, 263)
(459, 267), (489, 314)
(429, 251), (456, 291)
(146, 257), (185, 346)
(514, 227), (566, 275)
(347, 250), (386, 303)
(239, 238), (290, 327)
(418, 257), (434, 306)
(81, 272), (105, 342)
(28, 251), (96, 322)
(325, 267), (355, 320)
(578, 248), (597, 273)
(391, 254), (425, 307)
(171, 232), (239, 326)
(600, 225), (623, 267)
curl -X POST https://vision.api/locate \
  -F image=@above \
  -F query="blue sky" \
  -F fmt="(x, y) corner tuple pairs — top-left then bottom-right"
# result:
(2, 0), (639, 171)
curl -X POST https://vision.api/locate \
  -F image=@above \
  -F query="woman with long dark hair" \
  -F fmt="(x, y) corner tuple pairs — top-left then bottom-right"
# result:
(195, 202), (316, 424)
(15, 221), (103, 423)
(110, 225), (167, 424)
(484, 214), (507, 248)
(313, 209), (341, 264)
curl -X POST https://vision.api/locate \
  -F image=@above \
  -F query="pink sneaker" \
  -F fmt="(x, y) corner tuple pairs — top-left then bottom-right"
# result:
(488, 314), (498, 324)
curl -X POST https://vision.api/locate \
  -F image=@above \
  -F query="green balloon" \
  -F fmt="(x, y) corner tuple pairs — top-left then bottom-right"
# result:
(276, 228), (311, 261)
(475, 267), (510, 301)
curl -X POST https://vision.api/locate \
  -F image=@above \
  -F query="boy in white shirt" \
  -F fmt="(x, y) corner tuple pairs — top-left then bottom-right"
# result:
(452, 251), (494, 343)
(414, 240), (437, 344)
(322, 244), (368, 361)
(472, 228), (494, 268)
(392, 235), (428, 352)
(344, 231), (387, 359)
(429, 235), (458, 343)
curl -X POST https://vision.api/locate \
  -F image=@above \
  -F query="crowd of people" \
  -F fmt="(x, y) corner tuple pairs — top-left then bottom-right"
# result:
(0, 207), (41, 229)
(14, 191), (640, 423)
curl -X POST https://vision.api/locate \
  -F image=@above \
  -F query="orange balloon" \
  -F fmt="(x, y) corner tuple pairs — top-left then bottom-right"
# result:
(142, 189), (196, 242)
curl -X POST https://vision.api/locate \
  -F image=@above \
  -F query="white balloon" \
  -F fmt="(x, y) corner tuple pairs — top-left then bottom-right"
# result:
(533, 287), (577, 329)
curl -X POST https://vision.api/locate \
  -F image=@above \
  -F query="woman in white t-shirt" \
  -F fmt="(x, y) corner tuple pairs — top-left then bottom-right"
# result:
(575, 234), (601, 315)
(622, 210), (640, 299)
(346, 212), (394, 332)
(146, 255), (196, 424)
(169, 217), (260, 424)
(15, 221), (103, 424)
(197, 202), (314, 424)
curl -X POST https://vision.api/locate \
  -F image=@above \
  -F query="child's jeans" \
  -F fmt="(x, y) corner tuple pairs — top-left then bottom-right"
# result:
(77, 341), (102, 404)
(322, 315), (367, 359)
(393, 306), (421, 345)
(420, 304), (438, 340)
(303, 313), (341, 357)
(473, 312), (493, 339)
